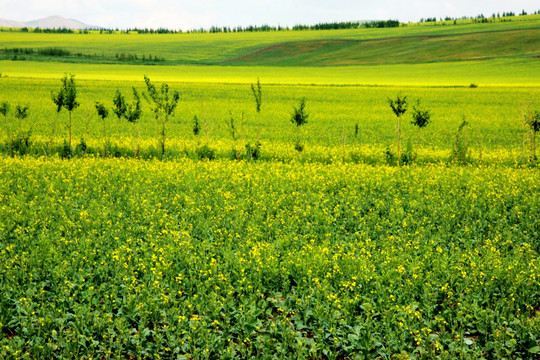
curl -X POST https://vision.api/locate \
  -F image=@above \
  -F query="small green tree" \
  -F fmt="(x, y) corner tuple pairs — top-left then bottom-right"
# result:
(526, 110), (540, 162)
(55, 74), (79, 152)
(95, 102), (109, 157)
(193, 115), (201, 137)
(251, 78), (262, 141)
(143, 76), (180, 158)
(112, 90), (127, 121)
(14, 105), (30, 155)
(248, 78), (262, 159)
(77, 105), (93, 159)
(112, 88), (142, 157)
(388, 94), (408, 165)
(290, 97), (309, 153)
(452, 117), (469, 165)
(15, 105), (29, 128)
(411, 99), (431, 161)
(125, 88), (142, 157)
(0, 101), (11, 154)
(350, 122), (362, 163)
(49, 87), (64, 156)
(1, 101), (10, 122)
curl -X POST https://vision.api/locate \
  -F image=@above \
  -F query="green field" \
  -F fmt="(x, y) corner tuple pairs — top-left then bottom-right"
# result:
(0, 71), (538, 165)
(0, 14), (539, 359)
(1, 15), (540, 65)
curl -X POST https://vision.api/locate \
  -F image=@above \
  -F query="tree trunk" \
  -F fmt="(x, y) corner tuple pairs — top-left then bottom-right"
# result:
(522, 118), (526, 162)
(161, 120), (166, 159)
(49, 112), (58, 157)
(462, 126), (467, 164)
(136, 122), (141, 158)
(415, 127), (421, 162)
(103, 120), (108, 157)
(397, 115), (402, 166)
(531, 129), (536, 163)
(6, 115), (13, 157)
(69, 111), (72, 152)
(257, 111), (261, 145)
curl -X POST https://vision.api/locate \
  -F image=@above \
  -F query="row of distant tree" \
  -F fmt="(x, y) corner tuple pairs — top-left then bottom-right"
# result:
(419, 9), (540, 23)
(120, 20), (401, 34)
(2, 9), (539, 35)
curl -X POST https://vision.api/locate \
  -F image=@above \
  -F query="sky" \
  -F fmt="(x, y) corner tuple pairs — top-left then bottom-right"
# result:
(1, 0), (538, 30)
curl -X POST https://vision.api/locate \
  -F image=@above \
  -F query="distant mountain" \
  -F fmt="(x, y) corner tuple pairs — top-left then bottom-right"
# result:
(0, 19), (26, 28)
(0, 15), (99, 29)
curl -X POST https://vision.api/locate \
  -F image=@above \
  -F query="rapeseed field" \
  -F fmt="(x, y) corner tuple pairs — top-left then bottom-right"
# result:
(0, 158), (538, 358)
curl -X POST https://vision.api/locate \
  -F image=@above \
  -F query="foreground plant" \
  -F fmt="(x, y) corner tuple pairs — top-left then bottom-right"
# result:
(0, 160), (538, 359)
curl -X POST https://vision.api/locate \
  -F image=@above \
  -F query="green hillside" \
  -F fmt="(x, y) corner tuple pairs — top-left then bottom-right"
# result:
(1, 15), (539, 66)
(229, 28), (540, 66)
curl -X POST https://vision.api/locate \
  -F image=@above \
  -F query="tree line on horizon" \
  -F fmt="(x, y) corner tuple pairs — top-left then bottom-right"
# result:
(2, 9), (539, 35)
(419, 9), (540, 23)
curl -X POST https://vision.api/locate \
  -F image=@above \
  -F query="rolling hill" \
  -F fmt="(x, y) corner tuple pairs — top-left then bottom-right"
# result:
(228, 28), (540, 66)
(0, 14), (539, 67)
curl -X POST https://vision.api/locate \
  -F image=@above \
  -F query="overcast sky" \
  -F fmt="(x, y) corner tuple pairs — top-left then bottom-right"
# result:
(1, 0), (539, 30)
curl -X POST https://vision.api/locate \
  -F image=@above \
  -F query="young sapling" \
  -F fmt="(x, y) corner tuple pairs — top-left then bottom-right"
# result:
(388, 94), (408, 165)
(143, 76), (180, 159)
(411, 99), (431, 161)
(95, 102), (109, 157)
(290, 97), (309, 154)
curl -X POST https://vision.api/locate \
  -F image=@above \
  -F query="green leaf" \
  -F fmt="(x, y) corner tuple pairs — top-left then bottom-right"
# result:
(528, 346), (540, 354)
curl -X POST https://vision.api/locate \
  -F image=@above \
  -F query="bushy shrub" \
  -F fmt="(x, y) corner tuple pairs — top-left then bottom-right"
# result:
(245, 142), (261, 160)
(197, 144), (216, 160)
(9, 130), (32, 156)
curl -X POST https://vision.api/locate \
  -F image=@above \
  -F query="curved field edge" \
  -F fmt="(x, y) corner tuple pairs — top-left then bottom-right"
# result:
(0, 158), (538, 358)
(1, 58), (539, 86)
